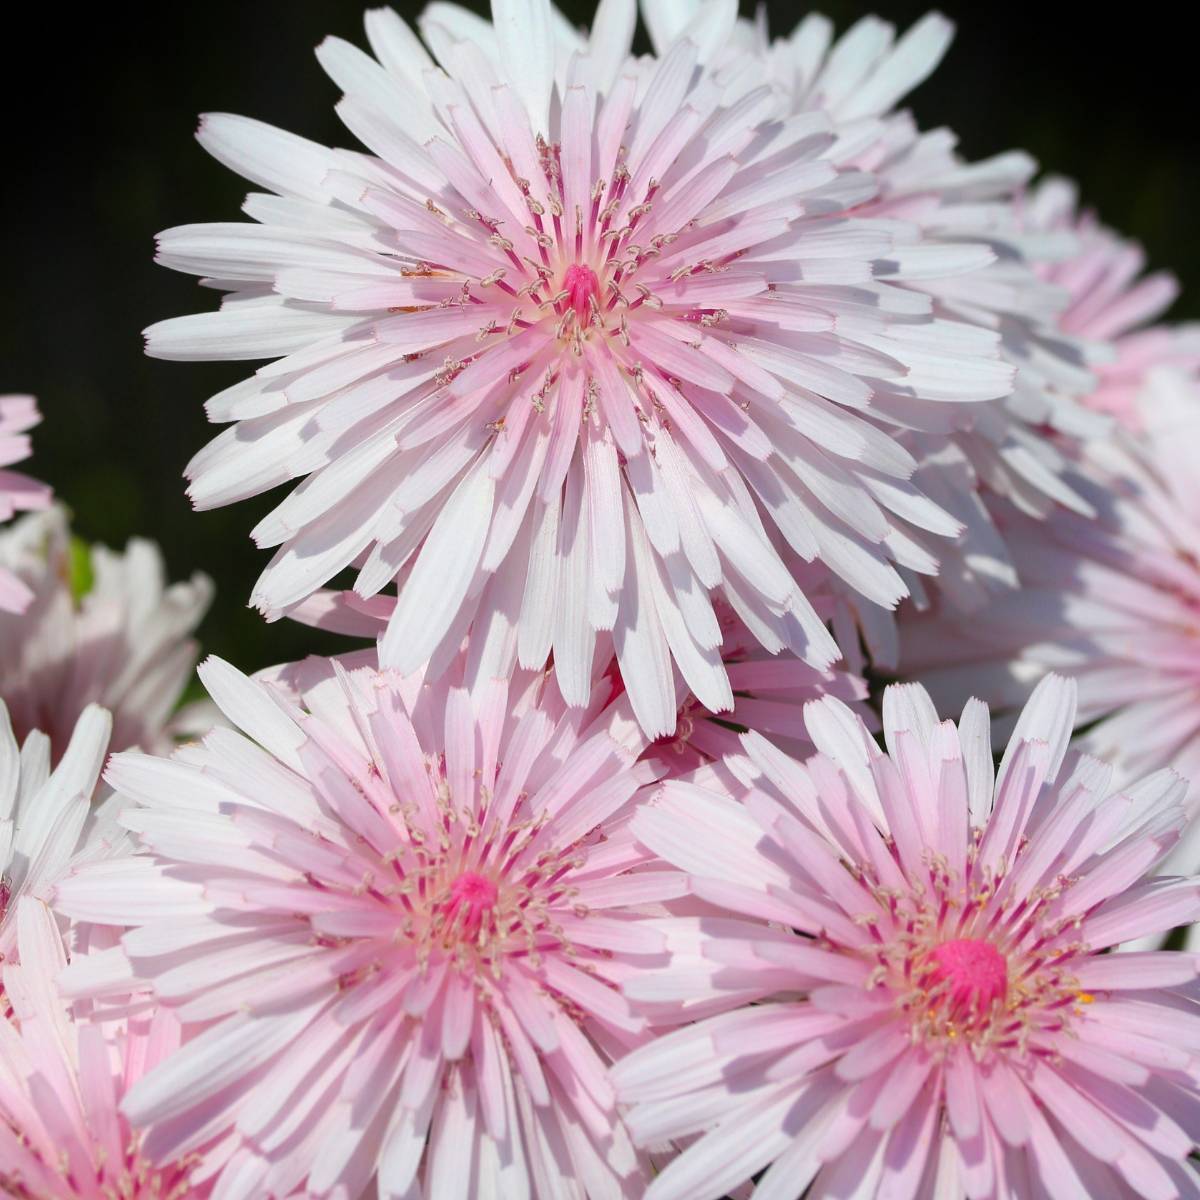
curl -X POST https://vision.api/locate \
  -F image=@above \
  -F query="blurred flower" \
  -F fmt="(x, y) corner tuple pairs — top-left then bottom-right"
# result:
(147, 0), (1016, 734)
(615, 675), (1200, 1200)
(1024, 177), (1200, 431)
(0, 507), (213, 757)
(0, 394), (51, 613)
(900, 368), (1200, 872)
(55, 654), (680, 1199)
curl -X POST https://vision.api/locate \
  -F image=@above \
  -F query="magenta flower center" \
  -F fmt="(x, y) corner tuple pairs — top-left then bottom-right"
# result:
(852, 838), (1094, 1056)
(562, 263), (601, 321)
(929, 937), (1008, 1017)
(437, 870), (500, 942)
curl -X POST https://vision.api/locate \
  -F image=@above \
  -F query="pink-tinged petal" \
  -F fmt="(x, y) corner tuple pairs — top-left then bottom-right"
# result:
(1047, 1032), (1150, 1088)
(878, 1074), (940, 1200)
(1082, 880), (1200, 950)
(441, 973), (475, 1061)
(749, 938), (873, 988)
(867, 1049), (935, 1133)
(1022, 1095), (1095, 1200)
(1055, 1060), (1192, 1160)
(943, 1050), (982, 1141)
(644, 1088), (805, 1200)
(1073, 952), (1200, 991)
(835, 1023), (911, 1083)
(1073, 1016), (1197, 1077)
(977, 1058), (1033, 1147)
(1026, 1061), (1125, 1164)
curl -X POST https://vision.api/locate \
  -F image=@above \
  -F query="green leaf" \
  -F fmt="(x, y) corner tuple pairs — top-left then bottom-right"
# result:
(67, 536), (95, 601)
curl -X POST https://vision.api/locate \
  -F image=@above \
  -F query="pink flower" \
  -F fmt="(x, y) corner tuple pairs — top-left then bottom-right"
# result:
(1, 701), (113, 965)
(1024, 177), (1200, 431)
(900, 368), (1200, 872)
(0, 394), (51, 614)
(146, 0), (1015, 736)
(0, 508), (213, 757)
(0, 898), (214, 1199)
(614, 674), (1200, 1200)
(54, 654), (682, 1199)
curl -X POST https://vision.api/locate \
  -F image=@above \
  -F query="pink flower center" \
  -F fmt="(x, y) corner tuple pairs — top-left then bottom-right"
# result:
(436, 871), (499, 943)
(929, 937), (1007, 1018)
(562, 263), (601, 321)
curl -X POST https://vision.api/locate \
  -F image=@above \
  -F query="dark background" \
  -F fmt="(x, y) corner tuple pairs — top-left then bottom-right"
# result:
(1, 1), (1194, 675)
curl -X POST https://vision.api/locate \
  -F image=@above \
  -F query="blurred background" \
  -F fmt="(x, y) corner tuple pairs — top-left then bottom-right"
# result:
(1, 0), (1194, 675)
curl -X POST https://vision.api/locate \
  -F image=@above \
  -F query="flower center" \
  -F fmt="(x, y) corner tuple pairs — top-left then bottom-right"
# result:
(929, 937), (1007, 1018)
(562, 262), (601, 321)
(854, 839), (1094, 1058)
(435, 871), (499, 944)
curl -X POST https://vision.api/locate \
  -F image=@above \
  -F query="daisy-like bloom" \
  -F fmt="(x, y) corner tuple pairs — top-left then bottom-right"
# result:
(1, 699), (111, 964)
(0, 507), (213, 757)
(54, 653), (683, 1199)
(1024, 177), (1200, 431)
(0, 899), (207, 1200)
(900, 367), (1200, 871)
(0, 394), (52, 613)
(147, 0), (1015, 735)
(614, 674), (1200, 1200)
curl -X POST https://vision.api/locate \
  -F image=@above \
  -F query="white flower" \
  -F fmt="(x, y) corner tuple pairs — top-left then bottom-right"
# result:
(147, 0), (1015, 734)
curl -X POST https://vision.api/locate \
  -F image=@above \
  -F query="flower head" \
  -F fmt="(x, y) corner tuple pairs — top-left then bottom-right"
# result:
(615, 674), (1200, 1200)
(0, 394), (51, 613)
(55, 654), (681, 1198)
(0, 508), (213, 757)
(148, 0), (1014, 735)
